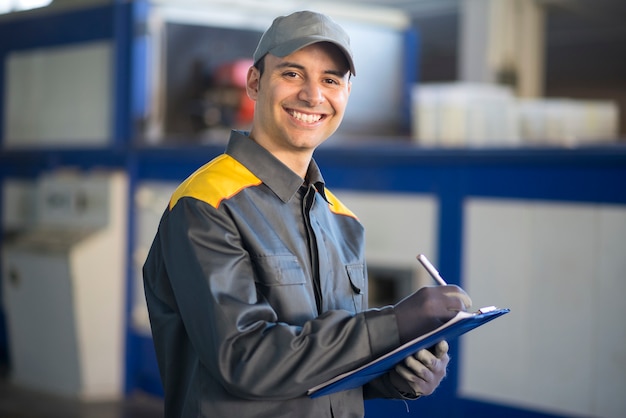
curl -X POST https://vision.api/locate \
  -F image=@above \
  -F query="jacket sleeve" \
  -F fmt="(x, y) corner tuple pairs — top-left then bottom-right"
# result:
(363, 374), (420, 400)
(152, 197), (400, 401)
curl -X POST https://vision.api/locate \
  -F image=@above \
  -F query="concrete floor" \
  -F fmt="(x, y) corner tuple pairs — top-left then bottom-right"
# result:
(0, 371), (164, 418)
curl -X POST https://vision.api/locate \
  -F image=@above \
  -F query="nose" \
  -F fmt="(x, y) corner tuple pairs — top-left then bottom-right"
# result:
(298, 80), (324, 106)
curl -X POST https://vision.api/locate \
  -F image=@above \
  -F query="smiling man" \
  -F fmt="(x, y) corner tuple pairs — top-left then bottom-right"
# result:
(143, 10), (471, 418)
(247, 40), (351, 177)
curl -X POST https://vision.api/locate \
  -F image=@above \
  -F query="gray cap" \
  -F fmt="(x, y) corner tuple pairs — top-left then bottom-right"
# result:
(253, 11), (356, 76)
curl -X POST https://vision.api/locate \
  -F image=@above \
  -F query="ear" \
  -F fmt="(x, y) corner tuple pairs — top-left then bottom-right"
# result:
(246, 65), (260, 101)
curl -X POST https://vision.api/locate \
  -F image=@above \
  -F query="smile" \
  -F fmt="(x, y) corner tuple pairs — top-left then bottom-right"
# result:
(288, 109), (324, 124)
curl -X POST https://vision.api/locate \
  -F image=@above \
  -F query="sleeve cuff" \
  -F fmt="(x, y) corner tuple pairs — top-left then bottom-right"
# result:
(363, 306), (400, 357)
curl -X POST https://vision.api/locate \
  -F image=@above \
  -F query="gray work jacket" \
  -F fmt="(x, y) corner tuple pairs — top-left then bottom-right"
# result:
(143, 131), (403, 417)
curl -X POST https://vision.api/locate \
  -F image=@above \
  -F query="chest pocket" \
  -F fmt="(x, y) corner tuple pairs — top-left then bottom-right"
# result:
(346, 264), (365, 312)
(252, 255), (315, 324)
(254, 255), (306, 286)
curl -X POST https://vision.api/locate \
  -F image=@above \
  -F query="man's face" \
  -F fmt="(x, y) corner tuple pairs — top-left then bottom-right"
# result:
(246, 42), (351, 163)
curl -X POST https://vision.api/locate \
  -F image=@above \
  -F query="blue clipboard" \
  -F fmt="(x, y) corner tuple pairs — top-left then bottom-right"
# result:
(307, 307), (510, 398)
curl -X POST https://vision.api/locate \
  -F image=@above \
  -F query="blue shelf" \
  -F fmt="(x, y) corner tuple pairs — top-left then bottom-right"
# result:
(1, 3), (625, 416)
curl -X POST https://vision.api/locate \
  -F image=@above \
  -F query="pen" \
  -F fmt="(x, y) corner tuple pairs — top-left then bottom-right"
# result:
(416, 254), (448, 286)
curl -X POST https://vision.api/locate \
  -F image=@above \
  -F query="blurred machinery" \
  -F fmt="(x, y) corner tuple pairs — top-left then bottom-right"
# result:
(141, 14), (411, 145)
(1, 170), (128, 400)
(188, 58), (255, 141)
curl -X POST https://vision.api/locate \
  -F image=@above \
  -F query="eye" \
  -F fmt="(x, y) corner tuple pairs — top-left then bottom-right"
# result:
(324, 77), (347, 88)
(282, 71), (299, 79)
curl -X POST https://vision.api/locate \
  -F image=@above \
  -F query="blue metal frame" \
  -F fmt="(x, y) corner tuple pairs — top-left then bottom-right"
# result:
(1, 3), (626, 417)
(0, 0), (138, 396)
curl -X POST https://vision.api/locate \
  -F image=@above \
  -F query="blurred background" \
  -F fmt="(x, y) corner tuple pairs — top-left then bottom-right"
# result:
(0, 0), (625, 417)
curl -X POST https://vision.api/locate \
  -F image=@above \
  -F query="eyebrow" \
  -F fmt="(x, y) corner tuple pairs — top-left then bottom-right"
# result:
(275, 61), (349, 78)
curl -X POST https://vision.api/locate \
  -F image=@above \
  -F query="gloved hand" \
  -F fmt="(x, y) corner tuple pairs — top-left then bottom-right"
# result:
(393, 285), (472, 344)
(389, 340), (450, 397)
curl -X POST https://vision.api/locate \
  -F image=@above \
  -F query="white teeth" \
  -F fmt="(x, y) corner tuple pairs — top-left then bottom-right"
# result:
(290, 110), (322, 123)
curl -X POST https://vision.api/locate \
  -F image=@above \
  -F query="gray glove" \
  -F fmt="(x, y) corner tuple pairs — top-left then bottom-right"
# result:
(393, 285), (472, 344)
(389, 340), (450, 397)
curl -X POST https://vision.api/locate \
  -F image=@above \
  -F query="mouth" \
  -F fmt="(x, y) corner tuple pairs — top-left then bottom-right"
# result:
(287, 108), (325, 124)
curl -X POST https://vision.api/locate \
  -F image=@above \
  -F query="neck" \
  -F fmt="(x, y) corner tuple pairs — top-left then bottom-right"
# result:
(248, 132), (312, 179)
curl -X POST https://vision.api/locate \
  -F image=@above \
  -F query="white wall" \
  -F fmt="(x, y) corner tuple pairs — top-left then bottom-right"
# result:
(460, 198), (626, 418)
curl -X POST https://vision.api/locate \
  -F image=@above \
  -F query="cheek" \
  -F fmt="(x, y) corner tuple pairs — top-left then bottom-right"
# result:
(336, 86), (351, 106)
(254, 89), (276, 115)
(259, 84), (287, 109)
(332, 94), (350, 116)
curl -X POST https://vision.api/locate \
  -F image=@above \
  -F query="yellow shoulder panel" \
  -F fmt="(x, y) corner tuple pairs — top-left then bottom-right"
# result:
(324, 188), (358, 219)
(169, 154), (262, 210)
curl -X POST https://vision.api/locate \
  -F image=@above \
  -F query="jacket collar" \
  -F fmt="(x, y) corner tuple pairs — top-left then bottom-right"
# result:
(225, 130), (327, 203)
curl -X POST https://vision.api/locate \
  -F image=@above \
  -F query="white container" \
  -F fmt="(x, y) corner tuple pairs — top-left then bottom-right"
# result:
(517, 98), (620, 146)
(411, 82), (520, 147)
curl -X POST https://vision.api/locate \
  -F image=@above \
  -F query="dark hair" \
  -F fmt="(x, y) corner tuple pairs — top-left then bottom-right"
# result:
(254, 56), (265, 76)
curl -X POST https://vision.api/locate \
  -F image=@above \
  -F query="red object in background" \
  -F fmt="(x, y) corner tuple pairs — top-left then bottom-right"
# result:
(214, 59), (253, 88)
(213, 59), (255, 126)
(236, 91), (255, 126)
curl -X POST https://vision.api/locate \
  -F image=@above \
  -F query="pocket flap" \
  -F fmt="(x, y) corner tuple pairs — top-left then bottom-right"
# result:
(346, 264), (365, 294)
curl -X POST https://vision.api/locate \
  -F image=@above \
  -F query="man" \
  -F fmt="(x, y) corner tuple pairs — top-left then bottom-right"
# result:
(143, 10), (472, 418)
